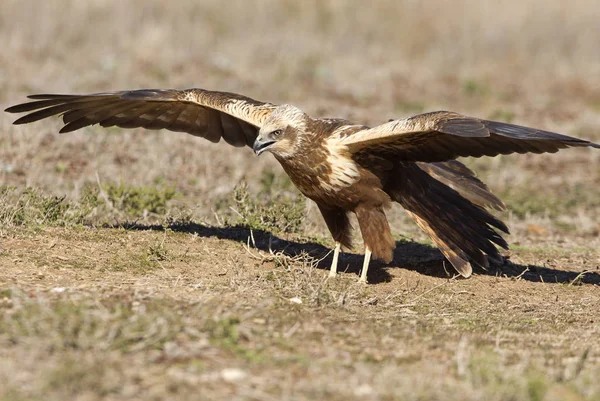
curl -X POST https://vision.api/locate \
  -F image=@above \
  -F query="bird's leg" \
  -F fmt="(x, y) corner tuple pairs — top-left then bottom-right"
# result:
(329, 241), (341, 278)
(359, 246), (372, 283)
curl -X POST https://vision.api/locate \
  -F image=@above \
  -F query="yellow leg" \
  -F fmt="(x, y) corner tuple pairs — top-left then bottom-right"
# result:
(329, 242), (341, 278)
(359, 246), (372, 283)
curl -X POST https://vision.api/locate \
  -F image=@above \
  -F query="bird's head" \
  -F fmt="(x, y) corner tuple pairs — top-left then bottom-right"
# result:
(253, 104), (308, 159)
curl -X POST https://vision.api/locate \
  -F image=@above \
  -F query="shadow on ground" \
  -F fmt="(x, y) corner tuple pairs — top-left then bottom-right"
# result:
(110, 221), (600, 286)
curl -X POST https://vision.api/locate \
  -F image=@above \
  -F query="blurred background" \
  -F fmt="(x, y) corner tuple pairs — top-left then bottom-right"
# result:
(1, 0), (599, 242)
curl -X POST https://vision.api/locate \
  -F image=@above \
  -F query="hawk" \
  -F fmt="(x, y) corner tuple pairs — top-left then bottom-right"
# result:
(5, 88), (599, 282)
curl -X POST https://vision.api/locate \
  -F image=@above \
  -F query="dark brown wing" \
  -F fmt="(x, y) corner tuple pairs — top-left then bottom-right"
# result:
(5, 89), (277, 147)
(341, 111), (600, 162)
(417, 160), (505, 211)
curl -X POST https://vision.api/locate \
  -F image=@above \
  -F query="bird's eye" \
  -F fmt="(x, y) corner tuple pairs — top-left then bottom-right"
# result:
(271, 129), (283, 138)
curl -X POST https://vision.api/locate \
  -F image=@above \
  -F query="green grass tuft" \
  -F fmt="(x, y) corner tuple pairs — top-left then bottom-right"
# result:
(216, 179), (306, 234)
(101, 181), (177, 217)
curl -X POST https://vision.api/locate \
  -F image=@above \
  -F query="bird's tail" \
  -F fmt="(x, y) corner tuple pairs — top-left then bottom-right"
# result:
(386, 162), (509, 277)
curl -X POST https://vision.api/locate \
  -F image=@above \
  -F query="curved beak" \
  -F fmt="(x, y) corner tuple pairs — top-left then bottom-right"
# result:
(252, 138), (276, 155)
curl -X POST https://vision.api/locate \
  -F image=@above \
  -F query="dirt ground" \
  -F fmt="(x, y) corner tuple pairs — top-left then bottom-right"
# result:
(1, 1), (600, 400)
(1, 227), (599, 401)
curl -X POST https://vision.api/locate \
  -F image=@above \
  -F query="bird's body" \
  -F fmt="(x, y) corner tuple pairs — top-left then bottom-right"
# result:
(6, 88), (599, 282)
(276, 121), (394, 262)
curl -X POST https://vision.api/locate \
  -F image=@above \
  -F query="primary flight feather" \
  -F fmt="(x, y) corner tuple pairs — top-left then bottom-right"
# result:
(6, 88), (599, 282)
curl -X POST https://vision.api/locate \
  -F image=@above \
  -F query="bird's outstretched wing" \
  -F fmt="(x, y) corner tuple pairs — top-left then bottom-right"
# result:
(340, 111), (600, 162)
(417, 160), (506, 211)
(5, 89), (277, 147)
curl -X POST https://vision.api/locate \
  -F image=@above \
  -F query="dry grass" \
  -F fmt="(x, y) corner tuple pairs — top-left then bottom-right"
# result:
(1, 1), (600, 400)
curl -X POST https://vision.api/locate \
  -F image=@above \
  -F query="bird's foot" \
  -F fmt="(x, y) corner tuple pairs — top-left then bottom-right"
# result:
(328, 241), (341, 279)
(358, 246), (372, 284)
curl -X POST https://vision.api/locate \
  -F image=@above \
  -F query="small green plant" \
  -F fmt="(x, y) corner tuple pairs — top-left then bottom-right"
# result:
(488, 109), (515, 123)
(463, 79), (488, 96)
(206, 316), (262, 362)
(208, 317), (241, 349)
(501, 183), (600, 220)
(0, 182), (181, 231)
(217, 177), (306, 234)
(101, 181), (177, 216)
(0, 185), (93, 228)
(394, 99), (425, 114)
(147, 237), (170, 262)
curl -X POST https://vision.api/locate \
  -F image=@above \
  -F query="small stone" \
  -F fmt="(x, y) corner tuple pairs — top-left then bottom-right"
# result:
(221, 368), (247, 382)
(289, 297), (302, 304)
(354, 384), (374, 396)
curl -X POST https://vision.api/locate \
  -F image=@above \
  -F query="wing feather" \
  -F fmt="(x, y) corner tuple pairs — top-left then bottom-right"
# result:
(155, 103), (186, 131)
(238, 119), (259, 147)
(167, 104), (196, 133)
(198, 108), (220, 143)
(5, 88), (277, 148)
(62, 99), (130, 124)
(12, 99), (112, 125)
(342, 111), (599, 162)
(97, 103), (163, 129)
(417, 161), (505, 211)
(138, 103), (182, 130)
(205, 108), (224, 142)
(219, 112), (248, 147)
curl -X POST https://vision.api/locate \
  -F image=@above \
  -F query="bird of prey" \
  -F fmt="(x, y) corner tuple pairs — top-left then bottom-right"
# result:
(5, 88), (600, 282)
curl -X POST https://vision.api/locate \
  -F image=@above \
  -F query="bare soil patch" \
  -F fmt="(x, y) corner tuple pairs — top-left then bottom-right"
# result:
(1, 226), (599, 400)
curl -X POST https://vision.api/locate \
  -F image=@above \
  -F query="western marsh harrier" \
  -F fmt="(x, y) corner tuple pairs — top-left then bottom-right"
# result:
(6, 88), (599, 282)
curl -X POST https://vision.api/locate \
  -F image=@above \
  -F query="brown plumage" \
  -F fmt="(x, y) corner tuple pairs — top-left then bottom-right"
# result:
(6, 88), (600, 282)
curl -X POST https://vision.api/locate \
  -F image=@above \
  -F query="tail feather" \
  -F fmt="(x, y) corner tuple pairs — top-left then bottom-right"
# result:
(405, 210), (477, 276)
(387, 163), (508, 277)
(355, 205), (395, 263)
